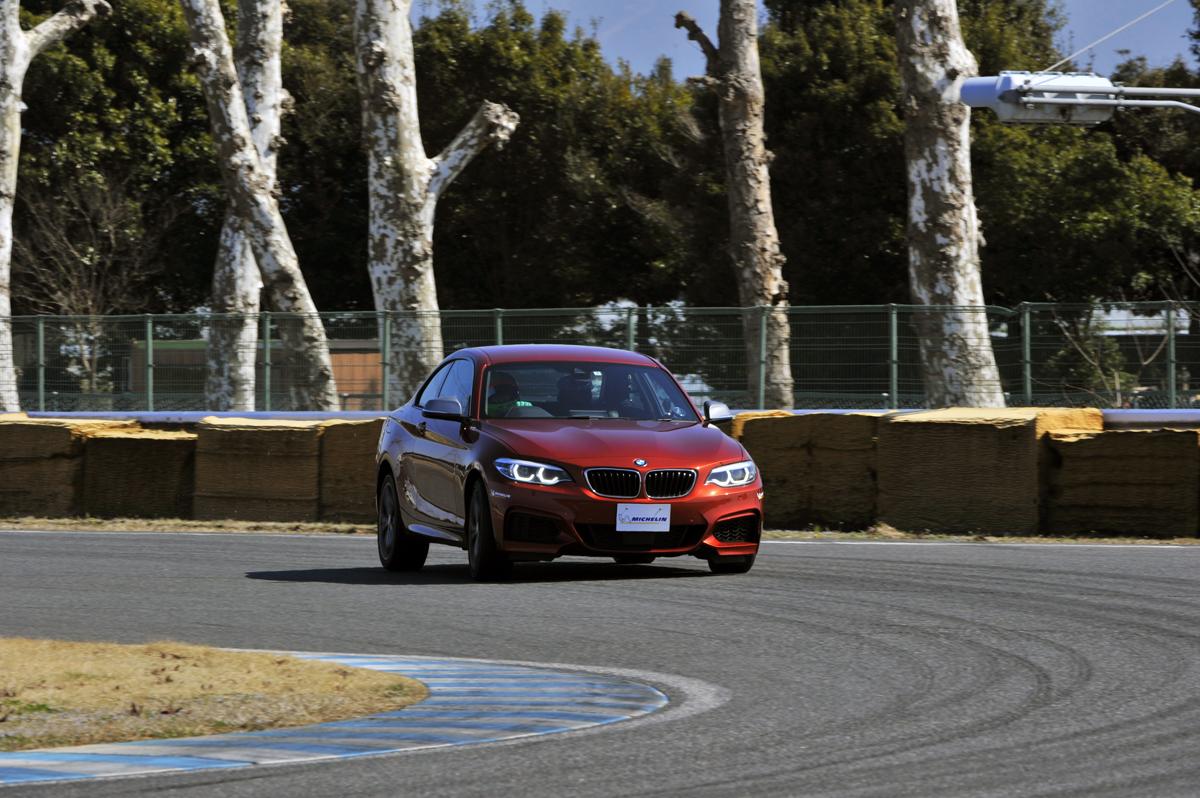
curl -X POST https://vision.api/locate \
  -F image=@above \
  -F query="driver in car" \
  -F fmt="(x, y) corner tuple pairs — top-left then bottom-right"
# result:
(486, 371), (533, 417)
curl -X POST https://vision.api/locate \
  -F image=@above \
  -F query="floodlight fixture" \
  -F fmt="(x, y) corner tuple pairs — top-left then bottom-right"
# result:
(959, 71), (1200, 125)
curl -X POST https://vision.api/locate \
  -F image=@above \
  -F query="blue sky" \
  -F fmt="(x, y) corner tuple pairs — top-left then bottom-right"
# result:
(420, 1), (1196, 79)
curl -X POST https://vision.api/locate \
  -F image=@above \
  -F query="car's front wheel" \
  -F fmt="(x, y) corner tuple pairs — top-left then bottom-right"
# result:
(378, 473), (428, 572)
(708, 554), (755, 574)
(467, 481), (511, 581)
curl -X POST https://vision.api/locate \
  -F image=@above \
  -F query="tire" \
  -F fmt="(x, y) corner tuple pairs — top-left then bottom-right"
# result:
(708, 554), (755, 574)
(467, 481), (510, 581)
(377, 474), (428, 572)
(613, 555), (656, 565)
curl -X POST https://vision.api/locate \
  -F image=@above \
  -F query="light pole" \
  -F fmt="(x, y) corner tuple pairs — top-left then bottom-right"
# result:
(959, 71), (1200, 125)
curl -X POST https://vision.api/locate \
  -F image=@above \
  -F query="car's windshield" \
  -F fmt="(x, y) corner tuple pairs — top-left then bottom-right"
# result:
(482, 361), (698, 421)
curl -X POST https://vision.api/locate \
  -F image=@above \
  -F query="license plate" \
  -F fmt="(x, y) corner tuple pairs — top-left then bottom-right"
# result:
(616, 503), (671, 532)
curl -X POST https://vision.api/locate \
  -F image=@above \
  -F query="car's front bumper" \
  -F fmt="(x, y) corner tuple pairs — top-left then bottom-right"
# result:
(486, 477), (762, 560)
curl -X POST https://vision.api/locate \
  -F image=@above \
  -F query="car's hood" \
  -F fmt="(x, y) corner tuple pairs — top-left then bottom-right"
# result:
(482, 419), (745, 470)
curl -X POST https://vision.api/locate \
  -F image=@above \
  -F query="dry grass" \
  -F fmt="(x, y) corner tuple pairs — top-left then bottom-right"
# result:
(0, 517), (373, 536)
(0, 639), (425, 751)
(763, 525), (1200, 545)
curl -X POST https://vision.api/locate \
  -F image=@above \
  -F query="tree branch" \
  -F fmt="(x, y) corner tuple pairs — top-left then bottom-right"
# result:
(27, 0), (111, 58)
(428, 100), (519, 202)
(673, 11), (718, 77)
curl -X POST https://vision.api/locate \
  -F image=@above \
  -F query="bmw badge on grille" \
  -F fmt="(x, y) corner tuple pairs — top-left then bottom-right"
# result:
(633, 458), (647, 467)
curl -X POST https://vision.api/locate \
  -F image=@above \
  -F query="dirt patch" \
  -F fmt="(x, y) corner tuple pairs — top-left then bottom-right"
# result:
(0, 639), (425, 751)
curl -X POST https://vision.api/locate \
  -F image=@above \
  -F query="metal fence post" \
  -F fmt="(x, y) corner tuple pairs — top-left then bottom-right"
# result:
(1021, 303), (1033, 405)
(381, 312), (392, 411)
(144, 315), (155, 412)
(35, 317), (45, 412)
(493, 308), (504, 345)
(261, 312), (272, 412)
(757, 305), (768, 409)
(626, 307), (637, 351)
(887, 304), (899, 409)
(1167, 302), (1177, 409)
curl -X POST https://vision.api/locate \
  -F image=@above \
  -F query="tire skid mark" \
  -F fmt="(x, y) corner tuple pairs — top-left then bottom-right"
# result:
(677, 554), (1200, 796)
(0, 653), (668, 787)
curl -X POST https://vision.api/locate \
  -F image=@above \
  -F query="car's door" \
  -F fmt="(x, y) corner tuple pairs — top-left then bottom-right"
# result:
(416, 359), (476, 532)
(395, 362), (453, 528)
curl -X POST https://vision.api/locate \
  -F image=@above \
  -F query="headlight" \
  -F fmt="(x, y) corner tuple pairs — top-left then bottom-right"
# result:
(494, 458), (572, 486)
(706, 460), (757, 488)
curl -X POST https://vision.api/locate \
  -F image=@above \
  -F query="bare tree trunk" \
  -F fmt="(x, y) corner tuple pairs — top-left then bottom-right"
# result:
(0, 0), (110, 411)
(896, 0), (1004, 408)
(675, 2), (793, 409)
(182, 0), (338, 411)
(204, 0), (283, 411)
(354, 0), (518, 402)
(205, 218), (261, 410)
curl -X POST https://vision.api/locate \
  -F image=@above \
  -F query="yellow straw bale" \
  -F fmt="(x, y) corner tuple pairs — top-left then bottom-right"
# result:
(193, 417), (324, 521)
(876, 408), (1102, 534)
(1046, 429), (1199, 537)
(0, 418), (138, 516)
(735, 412), (883, 529)
(319, 417), (385, 522)
(84, 429), (197, 519)
(729, 410), (792, 441)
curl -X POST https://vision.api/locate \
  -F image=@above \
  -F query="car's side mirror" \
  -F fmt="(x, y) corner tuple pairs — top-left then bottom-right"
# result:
(703, 400), (734, 425)
(423, 397), (465, 420)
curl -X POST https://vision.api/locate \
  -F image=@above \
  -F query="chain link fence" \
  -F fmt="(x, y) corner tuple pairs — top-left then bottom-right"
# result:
(1, 302), (1196, 411)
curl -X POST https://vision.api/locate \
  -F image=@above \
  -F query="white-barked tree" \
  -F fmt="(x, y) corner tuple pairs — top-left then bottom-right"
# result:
(0, 0), (111, 411)
(182, 0), (338, 411)
(354, 0), (519, 402)
(895, 0), (1004, 407)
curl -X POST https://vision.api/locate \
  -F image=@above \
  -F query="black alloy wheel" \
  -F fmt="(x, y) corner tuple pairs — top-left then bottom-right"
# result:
(377, 474), (429, 571)
(467, 480), (511, 581)
(708, 554), (755, 574)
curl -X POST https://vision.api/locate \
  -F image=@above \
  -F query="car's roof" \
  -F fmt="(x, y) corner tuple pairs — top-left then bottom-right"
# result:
(458, 344), (658, 368)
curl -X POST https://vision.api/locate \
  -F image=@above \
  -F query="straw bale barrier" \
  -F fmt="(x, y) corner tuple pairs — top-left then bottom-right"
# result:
(84, 429), (197, 519)
(0, 418), (138, 516)
(319, 417), (385, 522)
(1045, 429), (1199, 537)
(729, 410), (792, 441)
(193, 418), (324, 521)
(734, 412), (884, 529)
(876, 408), (1102, 534)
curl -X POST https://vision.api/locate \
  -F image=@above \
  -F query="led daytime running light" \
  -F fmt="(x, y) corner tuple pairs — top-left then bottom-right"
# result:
(706, 460), (757, 488)
(494, 458), (572, 486)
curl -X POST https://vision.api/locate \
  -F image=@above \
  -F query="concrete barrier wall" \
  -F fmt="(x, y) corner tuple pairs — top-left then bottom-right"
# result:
(0, 411), (1194, 536)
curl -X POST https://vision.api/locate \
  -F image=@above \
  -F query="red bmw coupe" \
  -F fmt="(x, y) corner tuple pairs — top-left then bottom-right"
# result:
(375, 344), (762, 580)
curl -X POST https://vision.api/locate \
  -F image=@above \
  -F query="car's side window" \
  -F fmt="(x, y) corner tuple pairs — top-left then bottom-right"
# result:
(415, 363), (452, 408)
(435, 360), (474, 416)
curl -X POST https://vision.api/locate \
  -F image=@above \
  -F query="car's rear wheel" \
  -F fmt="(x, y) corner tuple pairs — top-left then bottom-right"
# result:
(708, 554), (755, 574)
(467, 481), (510, 581)
(613, 555), (656, 565)
(378, 474), (428, 571)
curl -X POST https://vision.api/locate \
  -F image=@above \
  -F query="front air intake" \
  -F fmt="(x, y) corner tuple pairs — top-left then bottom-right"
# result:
(584, 468), (641, 498)
(712, 515), (761, 544)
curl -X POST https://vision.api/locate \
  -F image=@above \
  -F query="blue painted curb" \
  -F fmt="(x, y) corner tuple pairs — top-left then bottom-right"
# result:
(0, 653), (668, 786)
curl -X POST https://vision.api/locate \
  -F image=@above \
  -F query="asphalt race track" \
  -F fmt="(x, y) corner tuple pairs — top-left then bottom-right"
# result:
(4, 532), (1200, 797)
